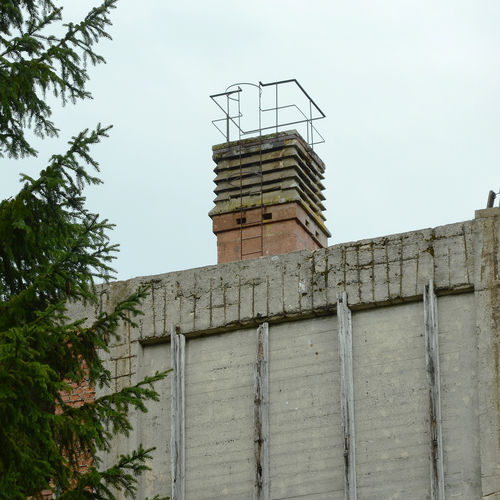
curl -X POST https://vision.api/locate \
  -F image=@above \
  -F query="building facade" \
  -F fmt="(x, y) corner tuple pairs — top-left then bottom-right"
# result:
(71, 132), (500, 499)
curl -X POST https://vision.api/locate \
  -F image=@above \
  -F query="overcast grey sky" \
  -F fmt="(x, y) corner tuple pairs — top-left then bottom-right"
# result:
(3, 0), (499, 280)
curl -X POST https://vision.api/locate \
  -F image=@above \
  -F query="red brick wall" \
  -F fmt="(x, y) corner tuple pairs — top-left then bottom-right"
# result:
(37, 374), (95, 497)
(59, 374), (95, 473)
(212, 202), (328, 263)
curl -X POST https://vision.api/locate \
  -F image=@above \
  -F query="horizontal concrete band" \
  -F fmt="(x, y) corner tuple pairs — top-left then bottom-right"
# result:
(212, 130), (326, 174)
(213, 166), (326, 209)
(214, 152), (325, 190)
(212, 183), (326, 217)
(93, 217), (478, 345)
(213, 153), (325, 198)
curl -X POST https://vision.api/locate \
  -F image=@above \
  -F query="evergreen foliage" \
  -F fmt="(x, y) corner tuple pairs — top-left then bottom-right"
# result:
(0, 1), (168, 498)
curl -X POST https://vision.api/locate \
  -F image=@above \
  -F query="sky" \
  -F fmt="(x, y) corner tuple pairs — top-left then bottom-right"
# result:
(2, 0), (500, 280)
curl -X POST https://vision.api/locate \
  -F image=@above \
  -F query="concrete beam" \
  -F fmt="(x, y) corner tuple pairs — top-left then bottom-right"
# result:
(170, 326), (185, 500)
(337, 292), (357, 500)
(423, 281), (445, 500)
(254, 322), (270, 500)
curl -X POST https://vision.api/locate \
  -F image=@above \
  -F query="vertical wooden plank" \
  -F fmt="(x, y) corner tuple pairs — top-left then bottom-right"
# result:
(423, 281), (445, 500)
(170, 325), (185, 500)
(337, 292), (357, 500)
(254, 322), (270, 500)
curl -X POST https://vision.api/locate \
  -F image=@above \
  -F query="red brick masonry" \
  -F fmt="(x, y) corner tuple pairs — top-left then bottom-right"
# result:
(213, 202), (328, 263)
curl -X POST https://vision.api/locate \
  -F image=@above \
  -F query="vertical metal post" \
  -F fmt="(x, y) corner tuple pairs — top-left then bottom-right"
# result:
(237, 88), (241, 133)
(254, 322), (270, 500)
(275, 84), (279, 134)
(423, 281), (445, 500)
(337, 293), (357, 500)
(309, 100), (314, 149)
(487, 190), (496, 208)
(258, 83), (263, 133)
(170, 326), (185, 500)
(225, 94), (230, 142)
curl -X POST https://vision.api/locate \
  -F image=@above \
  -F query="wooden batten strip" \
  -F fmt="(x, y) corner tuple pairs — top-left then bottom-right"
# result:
(254, 322), (270, 500)
(170, 325), (186, 500)
(337, 292), (357, 500)
(423, 281), (445, 500)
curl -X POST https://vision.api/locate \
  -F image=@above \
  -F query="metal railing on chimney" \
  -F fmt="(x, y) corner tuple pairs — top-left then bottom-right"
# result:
(210, 79), (326, 149)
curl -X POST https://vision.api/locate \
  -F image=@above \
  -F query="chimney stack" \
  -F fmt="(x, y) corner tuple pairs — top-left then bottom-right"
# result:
(209, 130), (330, 263)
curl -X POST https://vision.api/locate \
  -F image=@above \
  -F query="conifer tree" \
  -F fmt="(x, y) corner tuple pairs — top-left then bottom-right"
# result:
(0, 1), (168, 498)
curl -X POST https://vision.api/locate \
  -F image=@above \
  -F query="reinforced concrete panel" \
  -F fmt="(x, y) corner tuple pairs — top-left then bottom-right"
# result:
(352, 302), (430, 499)
(269, 316), (344, 499)
(437, 293), (481, 498)
(135, 342), (172, 499)
(184, 328), (255, 499)
(351, 293), (481, 500)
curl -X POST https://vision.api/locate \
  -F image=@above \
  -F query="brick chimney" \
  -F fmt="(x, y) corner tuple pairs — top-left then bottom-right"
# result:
(209, 130), (330, 263)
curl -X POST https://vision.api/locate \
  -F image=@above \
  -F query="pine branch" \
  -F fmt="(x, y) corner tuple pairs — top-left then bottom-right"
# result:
(56, 445), (169, 500)
(1, 3), (172, 498)
(52, 372), (169, 496)
(0, 0), (117, 158)
(0, 124), (115, 321)
(58, 371), (170, 447)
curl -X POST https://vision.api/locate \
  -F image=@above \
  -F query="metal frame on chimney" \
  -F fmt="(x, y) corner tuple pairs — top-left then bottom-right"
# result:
(210, 79), (326, 149)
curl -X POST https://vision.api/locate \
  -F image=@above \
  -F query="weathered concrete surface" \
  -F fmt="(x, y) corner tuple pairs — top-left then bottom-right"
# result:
(352, 295), (481, 499)
(353, 302), (430, 499)
(439, 294), (481, 498)
(269, 317), (343, 499)
(80, 217), (476, 351)
(67, 208), (500, 499)
(184, 329), (255, 499)
(474, 208), (500, 499)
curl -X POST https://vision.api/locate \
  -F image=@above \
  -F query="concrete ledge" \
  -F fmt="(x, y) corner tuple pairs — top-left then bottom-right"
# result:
(78, 218), (478, 348)
(475, 206), (500, 219)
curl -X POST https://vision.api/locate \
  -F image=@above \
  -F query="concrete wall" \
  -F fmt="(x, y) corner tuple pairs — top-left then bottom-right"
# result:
(70, 207), (500, 499)
(352, 295), (480, 499)
(268, 317), (342, 499)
